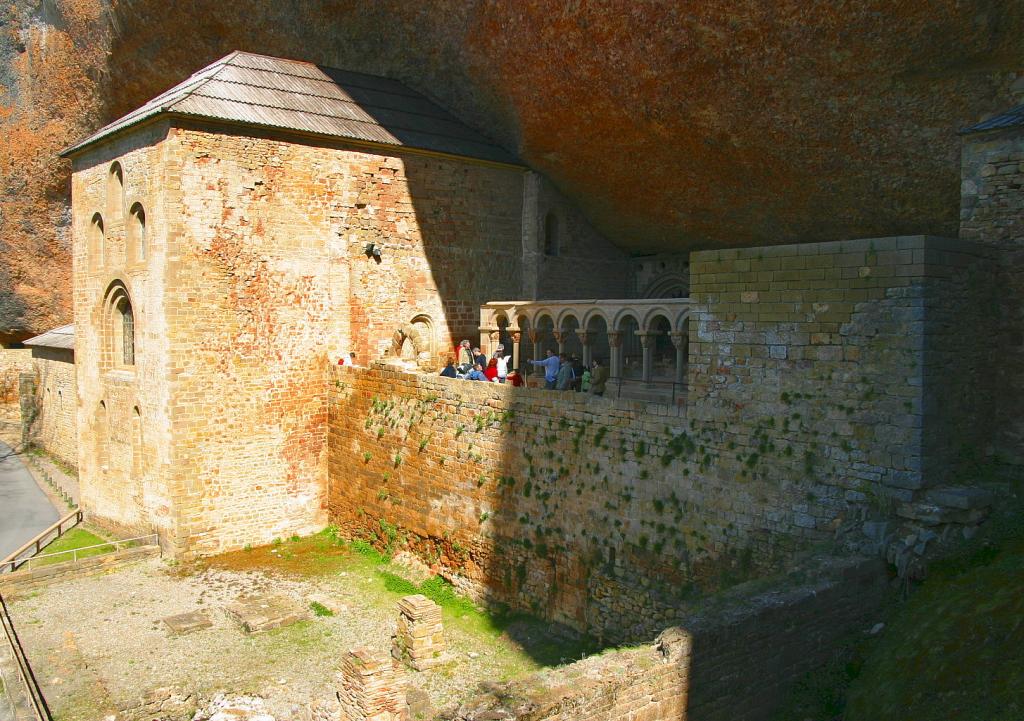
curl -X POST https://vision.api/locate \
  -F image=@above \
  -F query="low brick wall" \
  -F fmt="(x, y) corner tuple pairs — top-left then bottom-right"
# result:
(451, 557), (885, 721)
(0, 545), (159, 597)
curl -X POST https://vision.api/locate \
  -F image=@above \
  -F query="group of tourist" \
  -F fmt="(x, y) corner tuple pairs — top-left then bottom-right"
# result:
(440, 341), (608, 396)
(527, 349), (609, 395)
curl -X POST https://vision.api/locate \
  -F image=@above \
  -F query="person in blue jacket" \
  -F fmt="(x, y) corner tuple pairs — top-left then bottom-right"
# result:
(529, 350), (560, 390)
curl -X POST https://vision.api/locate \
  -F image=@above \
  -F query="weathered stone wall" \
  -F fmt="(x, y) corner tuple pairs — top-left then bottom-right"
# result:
(687, 235), (994, 494)
(71, 121), (174, 540)
(157, 124), (535, 556)
(523, 173), (629, 300)
(631, 253), (692, 298)
(22, 346), (78, 467)
(0, 345), (32, 401)
(960, 127), (1024, 465)
(452, 557), (885, 721)
(327, 236), (989, 639)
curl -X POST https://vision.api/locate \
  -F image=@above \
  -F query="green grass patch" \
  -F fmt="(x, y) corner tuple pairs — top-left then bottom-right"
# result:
(309, 601), (334, 617)
(34, 528), (115, 567)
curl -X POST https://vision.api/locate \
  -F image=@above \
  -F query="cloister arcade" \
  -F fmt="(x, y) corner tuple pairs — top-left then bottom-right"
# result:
(479, 299), (690, 401)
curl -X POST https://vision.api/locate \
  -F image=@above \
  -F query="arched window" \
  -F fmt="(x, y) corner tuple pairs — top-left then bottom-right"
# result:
(543, 212), (559, 257)
(103, 282), (136, 368)
(89, 213), (105, 270)
(106, 163), (124, 222)
(129, 203), (146, 262)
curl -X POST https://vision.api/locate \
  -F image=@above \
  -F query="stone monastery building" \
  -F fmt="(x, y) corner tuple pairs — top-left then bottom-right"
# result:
(58, 49), (1017, 626)
(62, 51), (635, 555)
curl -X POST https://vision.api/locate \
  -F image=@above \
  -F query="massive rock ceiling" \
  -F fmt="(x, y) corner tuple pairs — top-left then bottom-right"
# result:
(1, 0), (1021, 337)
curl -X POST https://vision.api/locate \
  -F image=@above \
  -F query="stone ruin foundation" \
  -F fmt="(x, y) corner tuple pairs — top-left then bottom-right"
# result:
(312, 647), (408, 721)
(391, 594), (445, 671)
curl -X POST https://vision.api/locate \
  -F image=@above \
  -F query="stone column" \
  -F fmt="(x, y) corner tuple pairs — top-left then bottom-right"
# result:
(552, 330), (566, 355)
(337, 648), (407, 721)
(392, 595), (445, 670)
(511, 330), (522, 371)
(478, 327), (497, 358)
(607, 331), (623, 380)
(638, 332), (655, 384)
(575, 330), (592, 367)
(528, 330), (544, 378)
(670, 331), (688, 388)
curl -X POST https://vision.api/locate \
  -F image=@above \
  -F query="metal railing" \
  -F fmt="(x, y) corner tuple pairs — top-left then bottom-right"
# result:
(0, 509), (82, 574)
(0, 534), (158, 574)
(0, 590), (51, 720)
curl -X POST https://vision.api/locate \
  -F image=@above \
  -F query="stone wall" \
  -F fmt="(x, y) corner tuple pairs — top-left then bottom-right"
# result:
(71, 121), (173, 541)
(960, 126), (1024, 465)
(21, 346), (78, 467)
(451, 557), (885, 721)
(71, 117), (627, 557)
(687, 235), (994, 493)
(523, 173), (630, 301)
(0, 345), (32, 402)
(327, 236), (988, 640)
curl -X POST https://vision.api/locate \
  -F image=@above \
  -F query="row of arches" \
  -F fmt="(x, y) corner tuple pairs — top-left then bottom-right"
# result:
(483, 303), (690, 392)
(89, 161), (148, 270)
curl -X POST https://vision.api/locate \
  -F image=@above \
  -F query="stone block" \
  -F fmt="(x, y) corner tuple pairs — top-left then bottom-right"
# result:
(923, 486), (994, 511)
(162, 610), (213, 635)
(225, 594), (307, 633)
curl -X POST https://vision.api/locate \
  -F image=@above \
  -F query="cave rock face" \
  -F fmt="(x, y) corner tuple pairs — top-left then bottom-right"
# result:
(1, 0), (1021, 337)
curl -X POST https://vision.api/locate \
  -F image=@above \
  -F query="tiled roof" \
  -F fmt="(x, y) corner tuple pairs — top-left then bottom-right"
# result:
(62, 51), (521, 166)
(959, 103), (1024, 135)
(23, 324), (75, 351)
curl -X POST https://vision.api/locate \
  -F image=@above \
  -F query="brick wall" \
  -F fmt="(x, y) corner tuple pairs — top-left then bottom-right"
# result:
(22, 347), (78, 467)
(327, 236), (988, 640)
(451, 557), (885, 721)
(960, 127), (1024, 465)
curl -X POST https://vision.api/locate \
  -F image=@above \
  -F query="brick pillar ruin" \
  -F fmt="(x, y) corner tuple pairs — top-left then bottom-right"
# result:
(391, 594), (445, 670)
(336, 648), (407, 721)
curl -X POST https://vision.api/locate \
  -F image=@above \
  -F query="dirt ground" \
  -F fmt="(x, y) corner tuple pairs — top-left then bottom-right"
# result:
(7, 536), (587, 721)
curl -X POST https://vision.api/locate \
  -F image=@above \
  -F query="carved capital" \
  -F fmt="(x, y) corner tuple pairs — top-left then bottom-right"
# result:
(670, 331), (688, 350)
(574, 330), (591, 346)
(527, 329), (541, 344)
(551, 331), (565, 344)
(637, 332), (658, 349)
(607, 331), (623, 348)
(511, 331), (522, 344)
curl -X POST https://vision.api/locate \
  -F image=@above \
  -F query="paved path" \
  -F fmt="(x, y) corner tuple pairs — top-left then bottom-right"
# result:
(0, 441), (58, 561)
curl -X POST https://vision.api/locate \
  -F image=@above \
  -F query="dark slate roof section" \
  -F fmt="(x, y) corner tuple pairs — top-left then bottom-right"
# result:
(959, 103), (1024, 135)
(62, 51), (521, 166)
(23, 324), (75, 351)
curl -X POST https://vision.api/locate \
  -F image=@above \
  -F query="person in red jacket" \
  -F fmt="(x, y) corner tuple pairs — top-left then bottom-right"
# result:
(506, 369), (524, 387)
(483, 357), (500, 382)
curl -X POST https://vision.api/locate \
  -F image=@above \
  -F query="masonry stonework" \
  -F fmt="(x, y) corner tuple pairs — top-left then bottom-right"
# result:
(327, 236), (989, 640)
(69, 105), (628, 556)
(960, 125), (1024, 465)
(22, 346), (78, 467)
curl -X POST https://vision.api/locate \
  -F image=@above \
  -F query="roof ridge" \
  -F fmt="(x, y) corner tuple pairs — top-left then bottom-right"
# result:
(223, 56), (423, 100)
(61, 51), (521, 166)
(176, 90), (502, 147)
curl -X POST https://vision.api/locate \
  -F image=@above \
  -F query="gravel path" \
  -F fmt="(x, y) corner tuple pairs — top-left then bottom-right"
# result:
(8, 556), (549, 720)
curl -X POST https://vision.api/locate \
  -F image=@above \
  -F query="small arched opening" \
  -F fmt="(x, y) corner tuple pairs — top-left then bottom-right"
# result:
(128, 203), (147, 263)
(106, 162), (124, 222)
(89, 213), (105, 270)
